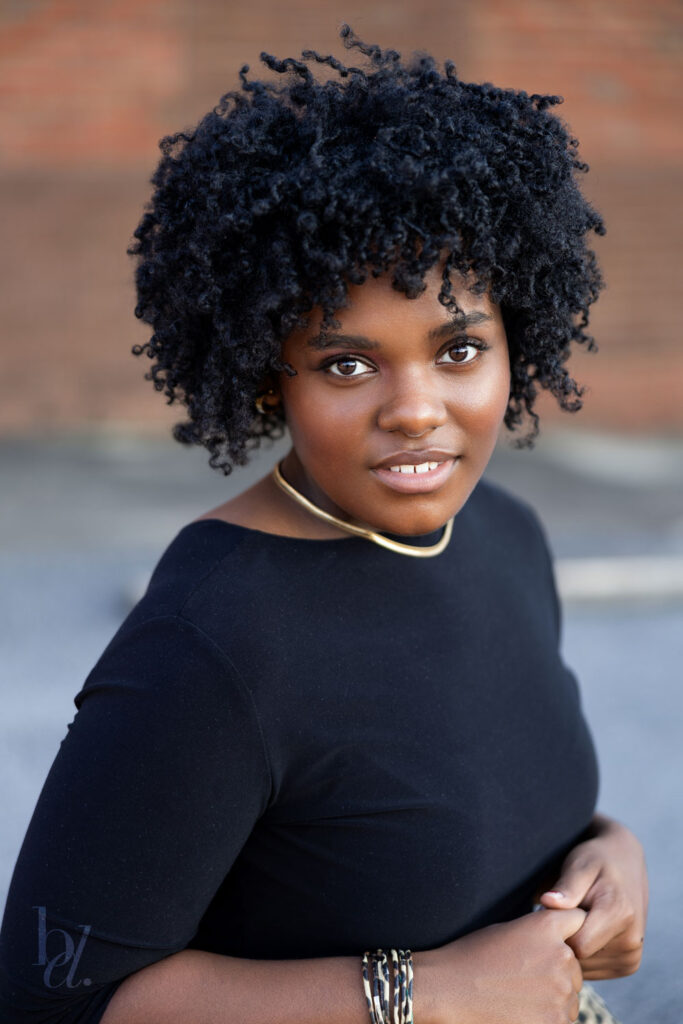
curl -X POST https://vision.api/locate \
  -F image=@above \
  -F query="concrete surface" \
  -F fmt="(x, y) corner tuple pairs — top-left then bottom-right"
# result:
(1, 427), (682, 1020)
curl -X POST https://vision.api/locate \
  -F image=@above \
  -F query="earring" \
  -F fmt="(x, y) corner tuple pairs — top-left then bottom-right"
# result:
(254, 388), (280, 415)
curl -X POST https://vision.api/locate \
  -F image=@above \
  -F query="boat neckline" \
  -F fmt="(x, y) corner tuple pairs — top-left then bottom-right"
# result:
(181, 516), (449, 548)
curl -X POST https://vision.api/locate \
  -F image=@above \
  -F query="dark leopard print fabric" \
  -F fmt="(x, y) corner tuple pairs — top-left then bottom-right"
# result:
(575, 984), (622, 1023)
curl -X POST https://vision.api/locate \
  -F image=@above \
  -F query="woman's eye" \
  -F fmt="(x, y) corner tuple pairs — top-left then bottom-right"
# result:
(437, 342), (483, 366)
(325, 357), (374, 378)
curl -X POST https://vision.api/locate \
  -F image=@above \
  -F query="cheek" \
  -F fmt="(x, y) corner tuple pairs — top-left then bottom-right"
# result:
(455, 360), (511, 433)
(280, 381), (368, 461)
(282, 372), (374, 436)
(489, 362), (512, 420)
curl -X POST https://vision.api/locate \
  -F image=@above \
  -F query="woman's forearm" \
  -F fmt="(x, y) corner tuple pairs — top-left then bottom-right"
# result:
(100, 905), (592, 1024)
(100, 947), (440, 1024)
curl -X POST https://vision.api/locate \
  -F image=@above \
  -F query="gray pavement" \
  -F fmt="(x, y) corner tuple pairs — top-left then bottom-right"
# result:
(1, 427), (682, 1020)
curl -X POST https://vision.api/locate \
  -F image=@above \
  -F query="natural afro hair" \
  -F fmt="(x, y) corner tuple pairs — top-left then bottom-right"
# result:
(128, 24), (605, 474)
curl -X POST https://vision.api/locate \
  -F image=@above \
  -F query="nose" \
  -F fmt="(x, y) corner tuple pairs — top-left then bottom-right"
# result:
(376, 371), (448, 437)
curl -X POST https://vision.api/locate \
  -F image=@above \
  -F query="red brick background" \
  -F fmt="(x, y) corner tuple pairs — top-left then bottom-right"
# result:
(1, 0), (681, 436)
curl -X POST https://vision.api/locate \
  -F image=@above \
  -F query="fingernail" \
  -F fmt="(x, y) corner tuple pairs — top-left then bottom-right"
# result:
(544, 890), (565, 899)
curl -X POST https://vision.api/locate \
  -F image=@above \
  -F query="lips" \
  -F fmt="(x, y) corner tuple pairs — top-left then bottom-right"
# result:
(372, 449), (459, 470)
(371, 451), (459, 494)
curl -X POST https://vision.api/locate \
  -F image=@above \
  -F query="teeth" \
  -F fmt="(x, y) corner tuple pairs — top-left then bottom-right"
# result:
(388, 461), (441, 474)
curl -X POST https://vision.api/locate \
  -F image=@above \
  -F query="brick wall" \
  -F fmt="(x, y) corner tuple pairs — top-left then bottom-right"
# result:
(1, 0), (681, 436)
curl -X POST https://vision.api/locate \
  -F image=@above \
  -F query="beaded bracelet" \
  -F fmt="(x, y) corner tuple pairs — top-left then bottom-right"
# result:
(362, 948), (414, 1024)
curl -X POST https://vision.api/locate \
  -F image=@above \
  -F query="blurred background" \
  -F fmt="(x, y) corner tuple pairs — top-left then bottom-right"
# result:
(1, 1), (682, 1020)
(1, 0), (682, 433)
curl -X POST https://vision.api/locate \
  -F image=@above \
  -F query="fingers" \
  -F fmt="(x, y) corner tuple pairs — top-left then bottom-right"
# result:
(566, 908), (615, 961)
(539, 855), (601, 911)
(576, 933), (645, 979)
(566, 887), (638, 960)
(536, 906), (588, 940)
(569, 989), (582, 1024)
(569, 948), (583, 993)
(581, 962), (642, 980)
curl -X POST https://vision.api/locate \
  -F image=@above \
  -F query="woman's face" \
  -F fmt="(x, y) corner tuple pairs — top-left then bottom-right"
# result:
(278, 262), (511, 536)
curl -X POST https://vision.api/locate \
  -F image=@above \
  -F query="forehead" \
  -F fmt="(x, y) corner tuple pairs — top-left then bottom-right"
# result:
(286, 264), (501, 348)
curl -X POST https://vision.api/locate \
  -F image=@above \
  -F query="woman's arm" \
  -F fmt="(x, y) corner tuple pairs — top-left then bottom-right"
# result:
(100, 948), (407, 1024)
(100, 909), (587, 1024)
(539, 811), (648, 979)
(0, 614), (274, 1024)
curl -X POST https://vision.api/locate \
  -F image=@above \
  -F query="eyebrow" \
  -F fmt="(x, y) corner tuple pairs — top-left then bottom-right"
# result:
(306, 311), (493, 350)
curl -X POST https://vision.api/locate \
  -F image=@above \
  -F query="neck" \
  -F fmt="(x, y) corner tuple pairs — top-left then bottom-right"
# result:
(271, 461), (454, 558)
(278, 451), (358, 527)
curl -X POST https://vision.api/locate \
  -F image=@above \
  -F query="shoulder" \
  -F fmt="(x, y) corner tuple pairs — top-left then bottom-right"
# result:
(72, 606), (271, 784)
(464, 475), (552, 553)
(74, 521), (255, 702)
(132, 518), (250, 621)
(464, 476), (561, 635)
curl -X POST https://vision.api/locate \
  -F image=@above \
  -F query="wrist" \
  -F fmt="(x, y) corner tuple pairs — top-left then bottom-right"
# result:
(413, 944), (473, 1024)
(591, 811), (620, 835)
(411, 949), (444, 1024)
(591, 813), (642, 851)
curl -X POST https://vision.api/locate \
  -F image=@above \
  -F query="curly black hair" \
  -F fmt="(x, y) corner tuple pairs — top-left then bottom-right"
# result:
(128, 24), (605, 474)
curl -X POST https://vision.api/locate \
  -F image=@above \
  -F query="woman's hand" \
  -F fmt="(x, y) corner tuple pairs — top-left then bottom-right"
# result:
(538, 813), (648, 979)
(421, 907), (586, 1024)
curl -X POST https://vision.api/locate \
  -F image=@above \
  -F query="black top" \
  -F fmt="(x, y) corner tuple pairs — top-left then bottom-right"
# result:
(0, 478), (599, 1023)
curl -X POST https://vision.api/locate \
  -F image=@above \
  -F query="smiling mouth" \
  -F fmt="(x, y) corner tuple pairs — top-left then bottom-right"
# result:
(371, 457), (458, 493)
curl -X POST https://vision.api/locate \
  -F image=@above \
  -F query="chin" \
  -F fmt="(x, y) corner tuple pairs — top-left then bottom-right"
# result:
(373, 506), (456, 537)
(380, 486), (479, 535)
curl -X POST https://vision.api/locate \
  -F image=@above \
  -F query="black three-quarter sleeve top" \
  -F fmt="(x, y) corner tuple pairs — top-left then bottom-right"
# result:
(0, 478), (599, 1023)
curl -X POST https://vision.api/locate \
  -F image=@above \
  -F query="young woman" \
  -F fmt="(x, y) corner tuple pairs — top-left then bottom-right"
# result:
(0, 25), (648, 1024)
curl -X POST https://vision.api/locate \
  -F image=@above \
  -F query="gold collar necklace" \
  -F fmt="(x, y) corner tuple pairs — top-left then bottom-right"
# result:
(271, 462), (454, 558)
